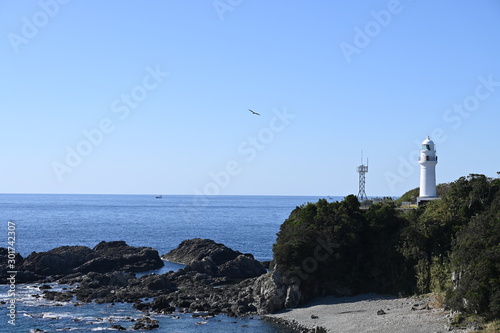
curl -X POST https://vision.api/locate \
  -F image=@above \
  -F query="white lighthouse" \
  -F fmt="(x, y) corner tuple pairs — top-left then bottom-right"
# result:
(417, 136), (439, 205)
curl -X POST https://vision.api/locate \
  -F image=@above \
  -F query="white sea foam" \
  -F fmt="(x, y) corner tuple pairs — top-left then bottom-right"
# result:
(90, 327), (116, 331)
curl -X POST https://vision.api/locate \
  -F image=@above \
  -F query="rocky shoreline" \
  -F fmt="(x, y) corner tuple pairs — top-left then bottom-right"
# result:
(2, 239), (472, 332)
(1, 239), (295, 321)
(265, 316), (316, 333)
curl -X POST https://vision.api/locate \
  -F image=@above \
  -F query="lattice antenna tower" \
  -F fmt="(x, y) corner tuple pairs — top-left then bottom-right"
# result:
(357, 151), (368, 202)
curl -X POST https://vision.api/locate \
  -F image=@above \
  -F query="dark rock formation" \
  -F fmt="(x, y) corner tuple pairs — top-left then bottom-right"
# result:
(110, 324), (126, 331)
(73, 271), (177, 303)
(252, 271), (289, 314)
(12, 241), (163, 283)
(20, 246), (96, 281)
(93, 240), (128, 252)
(184, 257), (218, 276)
(43, 290), (73, 302)
(151, 295), (175, 313)
(61, 239), (275, 317)
(10, 239), (286, 318)
(167, 239), (266, 281)
(133, 301), (151, 311)
(162, 238), (241, 265)
(74, 257), (117, 274)
(77, 241), (164, 273)
(217, 254), (266, 279)
(132, 316), (159, 330)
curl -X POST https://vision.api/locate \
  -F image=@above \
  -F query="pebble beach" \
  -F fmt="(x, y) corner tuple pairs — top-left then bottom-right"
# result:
(265, 294), (470, 333)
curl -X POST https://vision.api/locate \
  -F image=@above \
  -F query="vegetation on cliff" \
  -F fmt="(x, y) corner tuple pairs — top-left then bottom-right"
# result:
(273, 174), (500, 320)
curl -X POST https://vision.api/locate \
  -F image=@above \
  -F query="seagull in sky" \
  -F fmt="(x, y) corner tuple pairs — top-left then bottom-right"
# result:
(248, 109), (260, 116)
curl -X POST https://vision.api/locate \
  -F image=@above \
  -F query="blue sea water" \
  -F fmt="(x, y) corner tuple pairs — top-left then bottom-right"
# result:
(0, 194), (340, 332)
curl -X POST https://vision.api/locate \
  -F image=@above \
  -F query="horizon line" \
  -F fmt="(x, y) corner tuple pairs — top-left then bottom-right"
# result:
(0, 193), (399, 199)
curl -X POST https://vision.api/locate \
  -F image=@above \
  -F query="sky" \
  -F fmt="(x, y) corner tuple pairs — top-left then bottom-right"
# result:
(1, 0), (499, 197)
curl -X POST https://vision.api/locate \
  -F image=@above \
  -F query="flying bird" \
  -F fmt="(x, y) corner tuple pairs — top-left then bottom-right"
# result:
(248, 109), (260, 116)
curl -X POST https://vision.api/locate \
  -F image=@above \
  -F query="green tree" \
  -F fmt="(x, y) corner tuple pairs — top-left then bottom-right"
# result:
(447, 194), (500, 319)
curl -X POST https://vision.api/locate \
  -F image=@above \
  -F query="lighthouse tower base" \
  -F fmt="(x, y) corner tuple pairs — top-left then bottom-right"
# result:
(417, 196), (440, 206)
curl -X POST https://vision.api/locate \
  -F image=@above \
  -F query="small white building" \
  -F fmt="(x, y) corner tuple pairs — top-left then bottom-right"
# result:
(417, 136), (439, 205)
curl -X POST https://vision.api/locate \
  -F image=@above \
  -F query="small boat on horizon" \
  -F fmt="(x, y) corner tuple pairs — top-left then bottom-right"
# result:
(155, 195), (162, 199)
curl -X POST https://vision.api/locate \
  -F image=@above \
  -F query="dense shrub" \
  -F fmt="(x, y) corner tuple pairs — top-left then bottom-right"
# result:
(446, 194), (500, 320)
(273, 195), (414, 298)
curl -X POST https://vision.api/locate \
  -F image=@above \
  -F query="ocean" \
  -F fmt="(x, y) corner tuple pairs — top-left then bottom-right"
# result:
(0, 194), (339, 332)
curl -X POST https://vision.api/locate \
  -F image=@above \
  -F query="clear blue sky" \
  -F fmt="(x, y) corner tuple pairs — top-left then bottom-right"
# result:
(1, 0), (499, 196)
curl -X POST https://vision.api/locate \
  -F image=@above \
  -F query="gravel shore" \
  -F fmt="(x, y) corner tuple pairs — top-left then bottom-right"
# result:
(265, 294), (469, 333)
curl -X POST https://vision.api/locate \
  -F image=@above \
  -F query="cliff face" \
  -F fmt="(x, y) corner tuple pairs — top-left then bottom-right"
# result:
(251, 271), (289, 314)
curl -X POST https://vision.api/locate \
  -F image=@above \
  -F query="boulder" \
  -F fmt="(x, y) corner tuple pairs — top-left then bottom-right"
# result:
(73, 271), (177, 303)
(20, 246), (96, 277)
(151, 295), (175, 313)
(77, 272), (133, 290)
(91, 241), (164, 272)
(184, 257), (218, 276)
(14, 241), (164, 283)
(162, 238), (241, 265)
(132, 316), (159, 330)
(164, 239), (266, 281)
(218, 254), (266, 279)
(93, 240), (128, 252)
(133, 301), (151, 311)
(74, 257), (119, 273)
(108, 272), (130, 287)
(136, 274), (176, 292)
(43, 290), (73, 302)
